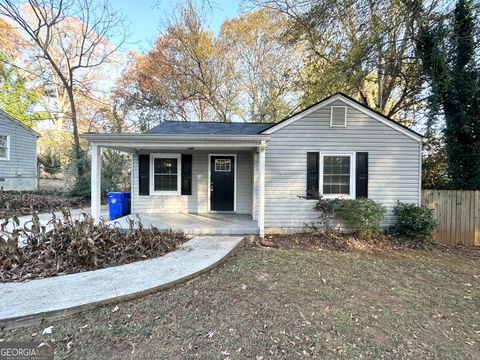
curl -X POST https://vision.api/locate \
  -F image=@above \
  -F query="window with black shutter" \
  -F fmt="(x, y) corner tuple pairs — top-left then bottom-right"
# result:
(138, 154), (150, 196)
(306, 152), (319, 199)
(355, 152), (368, 198)
(181, 154), (192, 195)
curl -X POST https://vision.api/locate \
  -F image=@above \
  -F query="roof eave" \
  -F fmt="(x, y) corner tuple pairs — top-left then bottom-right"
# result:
(81, 133), (269, 143)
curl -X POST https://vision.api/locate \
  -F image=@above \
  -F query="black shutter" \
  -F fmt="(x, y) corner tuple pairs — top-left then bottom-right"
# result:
(356, 152), (368, 198)
(181, 154), (192, 195)
(138, 154), (150, 196)
(306, 152), (319, 199)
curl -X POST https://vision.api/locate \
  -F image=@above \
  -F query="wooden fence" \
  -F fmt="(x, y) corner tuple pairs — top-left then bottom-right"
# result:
(422, 190), (480, 246)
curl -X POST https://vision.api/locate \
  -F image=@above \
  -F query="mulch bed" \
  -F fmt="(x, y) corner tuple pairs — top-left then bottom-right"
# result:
(262, 231), (415, 251)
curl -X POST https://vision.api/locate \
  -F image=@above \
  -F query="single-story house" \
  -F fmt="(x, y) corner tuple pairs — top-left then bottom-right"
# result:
(0, 109), (40, 191)
(83, 93), (423, 237)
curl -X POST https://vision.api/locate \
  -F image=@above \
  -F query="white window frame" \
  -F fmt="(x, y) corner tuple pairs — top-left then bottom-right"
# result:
(150, 153), (182, 195)
(214, 158), (232, 172)
(320, 152), (356, 199)
(330, 106), (347, 127)
(0, 134), (10, 161)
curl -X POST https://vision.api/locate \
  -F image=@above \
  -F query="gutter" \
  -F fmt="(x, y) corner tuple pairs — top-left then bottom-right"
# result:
(81, 133), (270, 143)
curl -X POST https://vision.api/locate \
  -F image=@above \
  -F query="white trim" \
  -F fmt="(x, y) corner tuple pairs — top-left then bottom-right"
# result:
(418, 142), (422, 205)
(0, 134), (10, 161)
(91, 144), (101, 223)
(252, 151), (258, 221)
(207, 153), (237, 212)
(258, 141), (266, 238)
(130, 154), (135, 210)
(150, 153), (182, 195)
(262, 94), (423, 142)
(320, 152), (356, 199)
(330, 106), (347, 127)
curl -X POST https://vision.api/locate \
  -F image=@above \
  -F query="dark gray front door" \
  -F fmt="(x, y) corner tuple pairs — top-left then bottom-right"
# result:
(210, 156), (235, 211)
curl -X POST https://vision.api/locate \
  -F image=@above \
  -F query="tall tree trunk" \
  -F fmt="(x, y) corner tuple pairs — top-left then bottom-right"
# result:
(66, 87), (84, 177)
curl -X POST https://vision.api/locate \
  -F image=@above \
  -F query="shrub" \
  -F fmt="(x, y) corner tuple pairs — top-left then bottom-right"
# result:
(311, 195), (386, 239)
(38, 150), (62, 176)
(334, 198), (387, 239)
(393, 202), (438, 246)
(312, 195), (344, 232)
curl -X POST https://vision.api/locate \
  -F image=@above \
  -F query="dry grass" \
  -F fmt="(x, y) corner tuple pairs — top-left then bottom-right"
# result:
(1, 246), (479, 359)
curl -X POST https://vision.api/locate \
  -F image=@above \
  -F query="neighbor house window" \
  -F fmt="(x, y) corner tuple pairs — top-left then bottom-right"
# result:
(0, 135), (9, 160)
(151, 154), (181, 195)
(321, 154), (354, 198)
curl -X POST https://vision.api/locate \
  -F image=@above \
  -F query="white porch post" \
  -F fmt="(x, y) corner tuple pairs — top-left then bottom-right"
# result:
(91, 144), (101, 223)
(258, 140), (266, 238)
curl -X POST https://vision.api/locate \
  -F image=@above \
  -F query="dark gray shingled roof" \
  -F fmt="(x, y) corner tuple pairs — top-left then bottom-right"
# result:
(145, 121), (274, 135)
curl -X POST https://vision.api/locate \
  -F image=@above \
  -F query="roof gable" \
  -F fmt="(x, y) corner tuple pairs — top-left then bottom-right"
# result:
(260, 93), (423, 142)
(0, 109), (40, 137)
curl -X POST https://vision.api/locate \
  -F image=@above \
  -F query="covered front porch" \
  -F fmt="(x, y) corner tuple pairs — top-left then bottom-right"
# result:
(112, 212), (259, 235)
(83, 132), (268, 237)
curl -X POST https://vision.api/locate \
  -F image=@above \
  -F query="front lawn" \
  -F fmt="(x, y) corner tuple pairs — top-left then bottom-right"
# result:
(1, 246), (479, 359)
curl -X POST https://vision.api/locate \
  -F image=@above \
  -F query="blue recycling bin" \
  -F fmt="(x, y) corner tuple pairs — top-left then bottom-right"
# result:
(106, 192), (131, 220)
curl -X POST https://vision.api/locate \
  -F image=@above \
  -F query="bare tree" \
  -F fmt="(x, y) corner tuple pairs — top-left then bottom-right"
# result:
(248, 0), (441, 124)
(0, 0), (127, 176)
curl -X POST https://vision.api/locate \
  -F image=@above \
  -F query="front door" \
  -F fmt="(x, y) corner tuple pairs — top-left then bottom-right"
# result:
(210, 156), (235, 211)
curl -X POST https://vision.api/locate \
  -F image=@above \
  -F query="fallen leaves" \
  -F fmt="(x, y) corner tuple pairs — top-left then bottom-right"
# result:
(42, 326), (53, 335)
(0, 209), (188, 282)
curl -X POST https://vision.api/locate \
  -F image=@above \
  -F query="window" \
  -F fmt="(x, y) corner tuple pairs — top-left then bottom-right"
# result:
(321, 154), (354, 198)
(215, 159), (231, 172)
(330, 106), (347, 127)
(0, 135), (9, 160)
(151, 154), (181, 194)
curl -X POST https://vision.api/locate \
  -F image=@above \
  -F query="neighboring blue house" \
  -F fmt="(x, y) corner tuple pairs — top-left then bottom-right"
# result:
(0, 109), (40, 191)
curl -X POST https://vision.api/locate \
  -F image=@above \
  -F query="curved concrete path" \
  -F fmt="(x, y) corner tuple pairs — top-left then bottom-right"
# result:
(0, 236), (244, 324)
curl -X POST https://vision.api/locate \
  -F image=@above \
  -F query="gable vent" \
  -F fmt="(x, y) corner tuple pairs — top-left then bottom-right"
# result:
(330, 106), (347, 127)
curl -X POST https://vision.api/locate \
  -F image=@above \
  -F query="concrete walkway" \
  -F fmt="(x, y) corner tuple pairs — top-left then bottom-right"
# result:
(0, 236), (244, 323)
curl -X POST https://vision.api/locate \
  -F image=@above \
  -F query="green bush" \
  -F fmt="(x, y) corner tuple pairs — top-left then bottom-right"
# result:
(38, 149), (62, 175)
(335, 198), (387, 238)
(393, 202), (438, 246)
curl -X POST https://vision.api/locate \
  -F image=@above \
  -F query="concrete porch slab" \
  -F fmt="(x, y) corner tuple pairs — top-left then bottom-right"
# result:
(0, 236), (244, 324)
(111, 213), (259, 235)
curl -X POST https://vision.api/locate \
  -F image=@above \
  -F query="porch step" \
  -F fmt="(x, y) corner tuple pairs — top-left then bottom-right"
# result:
(111, 213), (259, 236)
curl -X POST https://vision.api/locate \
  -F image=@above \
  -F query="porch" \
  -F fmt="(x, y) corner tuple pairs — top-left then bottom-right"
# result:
(83, 132), (268, 237)
(112, 212), (259, 235)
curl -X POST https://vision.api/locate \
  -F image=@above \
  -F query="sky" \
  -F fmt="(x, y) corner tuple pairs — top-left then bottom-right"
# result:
(112, 0), (243, 53)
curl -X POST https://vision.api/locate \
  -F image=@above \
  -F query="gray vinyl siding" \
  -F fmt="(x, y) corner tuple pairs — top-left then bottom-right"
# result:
(132, 150), (253, 215)
(264, 99), (421, 230)
(0, 112), (38, 191)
